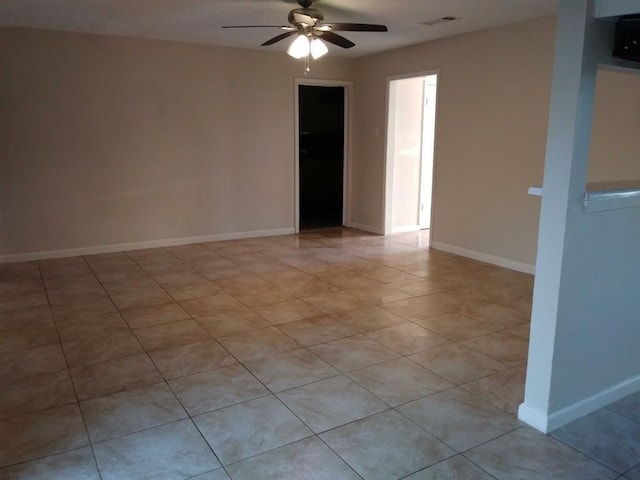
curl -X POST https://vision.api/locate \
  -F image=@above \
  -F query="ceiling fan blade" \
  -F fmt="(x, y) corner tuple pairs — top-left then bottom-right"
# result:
(261, 31), (298, 46)
(328, 23), (388, 32)
(319, 31), (355, 49)
(223, 25), (284, 29)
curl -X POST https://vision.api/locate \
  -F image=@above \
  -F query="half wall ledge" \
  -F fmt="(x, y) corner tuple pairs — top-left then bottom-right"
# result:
(528, 179), (640, 212)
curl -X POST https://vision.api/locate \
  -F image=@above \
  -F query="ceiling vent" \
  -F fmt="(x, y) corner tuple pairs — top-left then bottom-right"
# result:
(420, 16), (461, 26)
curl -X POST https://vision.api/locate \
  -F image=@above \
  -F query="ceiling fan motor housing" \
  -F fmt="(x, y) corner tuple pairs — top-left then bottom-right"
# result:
(289, 7), (324, 27)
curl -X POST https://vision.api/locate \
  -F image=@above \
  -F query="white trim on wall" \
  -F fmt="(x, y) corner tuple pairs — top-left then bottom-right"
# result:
(518, 372), (640, 433)
(294, 78), (354, 232)
(431, 241), (535, 274)
(0, 227), (296, 264)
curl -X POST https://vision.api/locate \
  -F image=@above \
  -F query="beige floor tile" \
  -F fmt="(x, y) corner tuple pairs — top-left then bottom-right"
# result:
(507, 323), (531, 339)
(500, 295), (533, 316)
(134, 319), (210, 351)
(278, 315), (357, 346)
(416, 313), (504, 342)
(381, 294), (459, 321)
(318, 272), (381, 290)
(626, 465), (640, 480)
(321, 410), (454, 480)
(0, 404), (88, 468)
(55, 311), (127, 341)
(410, 343), (507, 385)
(215, 273), (269, 295)
(180, 293), (243, 317)
(347, 284), (414, 304)
(277, 375), (387, 433)
(0, 446), (99, 480)
(169, 363), (268, 415)
(234, 285), (295, 307)
(226, 437), (360, 480)
(71, 353), (163, 400)
(0, 320), (58, 354)
(362, 267), (419, 284)
(93, 419), (220, 480)
(63, 329), (144, 367)
(152, 270), (208, 288)
(252, 299), (320, 325)
(464, 303), (530, 329)
(165, 281), (224, 302)
(608, 391), (640, 425)
(309, 334), (399, 372)
(51, 296), (118, 322)
(121, 302), (191, 329)
(0, 305), (53, 325)
(0, 370), (76, 419)
(244, 348), (339, 392)
(332, 306), (407, 333)
(196, 308), (270, 337)
(466, 427), (617, 480)
(461, 366), (526, 414)
(199, 264), (247, 281)
(110, 287), (173, 310)
(218, 326), (300, 362)
(366, 323), (451, 355)
(81, 383), (187, 443)
(348, 358), (452, 406)
(0, 291), (48, 314)
(149, 340), (236, 379)
(194, 395), (312, 465)
(405, 455), (495, 479)
(101, 276), (158, 296)
(461, 331), (529, 366)
(399, 387), (520, 451)
(551, 409), (640, 474)
(0, 344), (67, 383)
(189, 469), (231, 480)
(279, 279), (340, 298)
(258, 269), (315, 285)
(302, 291), (370, 314)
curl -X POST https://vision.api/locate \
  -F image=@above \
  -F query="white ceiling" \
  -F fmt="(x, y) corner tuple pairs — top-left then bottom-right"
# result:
(0, 0), (558, 57)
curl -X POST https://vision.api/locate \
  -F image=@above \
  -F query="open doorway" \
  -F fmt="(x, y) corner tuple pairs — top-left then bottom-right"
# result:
(297, 84), (346, 230)
(384, 72), (438, 237)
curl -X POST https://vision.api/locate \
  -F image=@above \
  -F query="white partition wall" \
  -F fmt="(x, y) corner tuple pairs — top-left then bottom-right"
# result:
(519, 0), (640, 433)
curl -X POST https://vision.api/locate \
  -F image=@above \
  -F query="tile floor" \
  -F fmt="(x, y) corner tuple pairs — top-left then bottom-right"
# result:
(0, 228), (638, 479)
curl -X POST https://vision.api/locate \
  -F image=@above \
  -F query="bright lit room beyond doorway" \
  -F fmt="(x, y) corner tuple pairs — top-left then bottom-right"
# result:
(385, 73), (438, 242)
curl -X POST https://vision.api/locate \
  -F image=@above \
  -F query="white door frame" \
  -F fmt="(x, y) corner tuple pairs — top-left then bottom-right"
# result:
(383, 69), (440, 242)
(294, 78), (353, 233)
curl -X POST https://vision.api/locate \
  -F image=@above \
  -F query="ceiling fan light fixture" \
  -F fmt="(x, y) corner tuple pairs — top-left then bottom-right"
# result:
(310, 37), (328, 59)
(287, 34), (310, 59)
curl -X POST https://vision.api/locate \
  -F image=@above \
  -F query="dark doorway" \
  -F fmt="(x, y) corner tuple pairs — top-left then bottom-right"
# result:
(298, 85), (345, 230)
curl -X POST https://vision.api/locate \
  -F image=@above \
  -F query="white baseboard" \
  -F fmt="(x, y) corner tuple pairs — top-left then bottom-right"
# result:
(0, 227), (296, 264)
(350, 222), (384, 235)
(518, 373), (640, 433)
(431, 241), (535, 275)
(391, 224), (422, 234)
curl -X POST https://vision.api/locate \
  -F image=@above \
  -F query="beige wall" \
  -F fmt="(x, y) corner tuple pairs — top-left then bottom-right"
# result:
(0, 28), (353, 258)
(352, 16), (640, 269)
(588, 69), (640, 183)
(352, 17), (557, 268)
(3, 21), (638, 267)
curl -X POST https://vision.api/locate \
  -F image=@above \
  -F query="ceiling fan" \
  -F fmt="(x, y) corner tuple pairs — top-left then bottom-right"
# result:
(223, 0), (388, 70)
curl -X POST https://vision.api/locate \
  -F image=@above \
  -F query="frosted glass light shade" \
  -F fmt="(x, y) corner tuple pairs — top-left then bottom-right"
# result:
(310, 38), (328, 59)
(287, 35), (310, 59)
